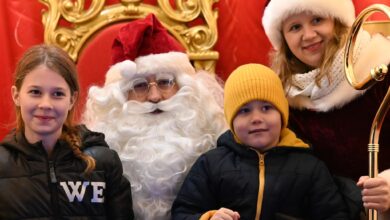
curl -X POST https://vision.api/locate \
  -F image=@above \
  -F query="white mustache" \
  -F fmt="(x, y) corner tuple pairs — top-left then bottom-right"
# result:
(123, 101), (158, 114)
(122, 87), (193, 115)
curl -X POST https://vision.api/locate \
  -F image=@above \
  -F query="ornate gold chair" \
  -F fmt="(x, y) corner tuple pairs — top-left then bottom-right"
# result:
(39, 0), (219, 114)
(363, 20), (390, 36)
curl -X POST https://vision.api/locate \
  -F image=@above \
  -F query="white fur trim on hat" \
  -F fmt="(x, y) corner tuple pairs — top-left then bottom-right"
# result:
(262, 0), (355, 50)
(104, 51), (195, 86)
(105, 60), (136, 86)
(135, 51), (195, 76)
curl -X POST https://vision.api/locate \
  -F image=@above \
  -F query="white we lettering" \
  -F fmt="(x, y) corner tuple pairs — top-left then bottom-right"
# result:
(60, 181), (106, 203)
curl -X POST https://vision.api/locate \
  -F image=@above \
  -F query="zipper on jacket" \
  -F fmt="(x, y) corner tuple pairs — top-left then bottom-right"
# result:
(49, 161), (57, 183)
(48, 161), (60, 219)
(255, 153), (265, 219)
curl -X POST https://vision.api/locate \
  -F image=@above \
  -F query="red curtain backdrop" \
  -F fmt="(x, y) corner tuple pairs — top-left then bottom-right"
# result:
(0, 0), (389, 139)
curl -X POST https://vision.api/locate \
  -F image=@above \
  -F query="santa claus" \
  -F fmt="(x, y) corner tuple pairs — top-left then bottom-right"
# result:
(82, 14), (227, 220)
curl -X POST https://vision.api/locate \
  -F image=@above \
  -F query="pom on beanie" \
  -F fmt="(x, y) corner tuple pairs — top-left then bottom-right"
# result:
(224, 64), (289, 134)
(262, 0), (355, 50)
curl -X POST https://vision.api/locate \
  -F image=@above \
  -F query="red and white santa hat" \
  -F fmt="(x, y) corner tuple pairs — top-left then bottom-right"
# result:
(262, 0), (355, 50)
(104, 13), (195, 86)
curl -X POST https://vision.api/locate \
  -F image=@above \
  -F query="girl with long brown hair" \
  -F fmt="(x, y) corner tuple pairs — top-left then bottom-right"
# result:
(0, 44), (134, 219)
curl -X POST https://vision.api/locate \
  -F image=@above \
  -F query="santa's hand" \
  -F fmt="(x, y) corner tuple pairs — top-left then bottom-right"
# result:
(357, 175), (390, 212)
(210, 207), (240, 220)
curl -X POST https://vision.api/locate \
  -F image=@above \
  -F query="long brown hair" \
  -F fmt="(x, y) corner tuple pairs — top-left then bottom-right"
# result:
(13, 44), (95, 173)
(270, 19), (349, 91)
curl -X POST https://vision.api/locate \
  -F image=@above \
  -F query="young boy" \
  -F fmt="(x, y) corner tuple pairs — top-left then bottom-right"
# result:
(171, 64), (350, 220)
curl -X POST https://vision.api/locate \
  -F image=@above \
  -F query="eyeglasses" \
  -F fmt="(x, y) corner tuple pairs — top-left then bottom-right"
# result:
(129, 76), (176, 97)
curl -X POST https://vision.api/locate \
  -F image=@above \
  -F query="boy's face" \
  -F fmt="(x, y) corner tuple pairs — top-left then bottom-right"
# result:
(233, 100), (282, 152)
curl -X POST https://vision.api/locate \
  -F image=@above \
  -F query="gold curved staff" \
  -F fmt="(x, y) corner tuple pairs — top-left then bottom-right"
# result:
(344, 4), (390, 220)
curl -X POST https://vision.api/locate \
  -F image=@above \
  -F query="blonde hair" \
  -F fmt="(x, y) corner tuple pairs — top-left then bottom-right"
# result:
(13, 44), (96, 173)
(270, 19), (349, 90)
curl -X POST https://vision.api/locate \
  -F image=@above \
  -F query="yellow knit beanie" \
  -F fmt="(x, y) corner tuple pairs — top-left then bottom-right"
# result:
(224, 63), (289, 134)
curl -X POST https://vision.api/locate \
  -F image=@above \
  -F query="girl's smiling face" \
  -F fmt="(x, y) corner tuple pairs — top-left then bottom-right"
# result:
(282, 12), (335, 68)
(12, 64), (76, 143)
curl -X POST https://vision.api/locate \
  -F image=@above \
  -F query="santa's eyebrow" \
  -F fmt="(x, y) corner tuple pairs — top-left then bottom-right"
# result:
(155, 73), (175, 80)
(129, 73), (147, 80)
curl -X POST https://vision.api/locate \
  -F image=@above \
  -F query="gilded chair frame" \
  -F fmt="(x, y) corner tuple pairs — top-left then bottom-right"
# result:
(39, 0), (219, 72)
(363, 20), (390, 36)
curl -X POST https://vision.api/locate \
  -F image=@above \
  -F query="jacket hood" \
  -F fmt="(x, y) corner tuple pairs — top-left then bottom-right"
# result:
(78, 125), (109, 149)
(217, 129), (309, 157)
(1, 130), (43, 160)
(0, 125), (108, 159)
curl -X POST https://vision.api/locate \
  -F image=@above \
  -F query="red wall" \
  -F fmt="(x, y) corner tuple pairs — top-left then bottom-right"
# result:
(0, 0), (389, 139)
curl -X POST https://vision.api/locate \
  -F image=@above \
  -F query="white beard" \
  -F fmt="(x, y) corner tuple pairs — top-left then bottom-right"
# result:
(83, 78), (227, 220)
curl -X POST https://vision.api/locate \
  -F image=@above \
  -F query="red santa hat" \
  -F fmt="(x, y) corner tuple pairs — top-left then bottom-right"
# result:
(262, 0), (355, 50)
(105, 14), (195, 86)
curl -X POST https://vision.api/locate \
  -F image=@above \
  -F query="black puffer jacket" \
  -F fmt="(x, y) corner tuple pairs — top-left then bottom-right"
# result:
(0, 125), (134, 220)
(172, 131), (349, 220)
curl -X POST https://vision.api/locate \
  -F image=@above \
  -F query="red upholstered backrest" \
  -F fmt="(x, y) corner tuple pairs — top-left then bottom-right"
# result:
(76, 23), (125, 118)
